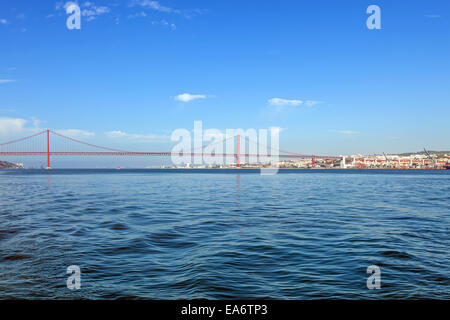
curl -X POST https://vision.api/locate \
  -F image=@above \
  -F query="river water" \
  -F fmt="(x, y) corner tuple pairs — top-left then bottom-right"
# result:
(0, 169), (449, 299)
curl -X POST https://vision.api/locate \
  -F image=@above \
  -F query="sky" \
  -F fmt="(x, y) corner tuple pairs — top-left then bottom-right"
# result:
(0, 0), (449, 165)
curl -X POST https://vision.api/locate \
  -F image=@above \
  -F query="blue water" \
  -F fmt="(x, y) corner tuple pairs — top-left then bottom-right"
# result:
(0, 169), (449, 299)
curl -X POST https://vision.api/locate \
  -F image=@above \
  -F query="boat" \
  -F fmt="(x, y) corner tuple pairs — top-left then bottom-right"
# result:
(445, 163), (450, 170)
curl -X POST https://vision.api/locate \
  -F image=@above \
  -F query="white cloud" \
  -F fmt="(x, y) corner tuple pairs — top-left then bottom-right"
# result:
(30, 117), (43, 128)
(0, 117), (28, 136)
(0, 79), (16, 84)
(149, 19), (176, 29)
(128, 11), (147, 19)
(268, 98), (303, 106)
(0, 117), (96, 142)
(183, 8), (206, 19)
(304, 100), (322, 107)
(80, 3), (110, 20)
(0, 117), (44, 139)
(336, 130), (359, 135)
(129, 0), (178, 14)
(105, 130), (170, 142)
(174, 93), (207, 102)
(55, 129), (95, 138)
(63, 1), (76, 10)
(105, 130), (127, 138)
(425, 15), (440, 18)
(0, 19), (7, 24)
(129, 0), (205, 19)
(267, 98), (323, 113)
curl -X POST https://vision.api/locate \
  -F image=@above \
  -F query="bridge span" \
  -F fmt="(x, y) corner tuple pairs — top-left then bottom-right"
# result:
(0, 130), (340, 168)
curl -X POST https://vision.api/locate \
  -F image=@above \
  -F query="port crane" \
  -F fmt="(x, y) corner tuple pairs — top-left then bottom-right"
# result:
(424, 148), (437, 167)
(383, 152), (390, 167)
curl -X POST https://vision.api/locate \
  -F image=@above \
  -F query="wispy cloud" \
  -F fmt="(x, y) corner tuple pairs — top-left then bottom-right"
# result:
(183, 8), (207, 19)
(105, 130), (170, 142)
(267, 98), (323, 113)
(304, 100), (322, 107)
(0, 117), (29, 136)
(129, 0), (179, 14)
(0, 117), (45, 137)
(129, 0), (205, 19)
(268, 98), (303, 107)
(127, 11), (147, 19)
(106, 130), (127, 138)
(80, 2), (111, 21)
(0, 79), (16, 84)
(151, 19), (176, 29)
(0, 19), (8, 25)
(55, 129), (95, 138)
(425, 14), (440, 19)
(174, 93), (207, 103)
(127, 11), (176, 29)
(0, 116), (96, 141)
(53, 1), (201, 26)
(336, 130), (359, 135)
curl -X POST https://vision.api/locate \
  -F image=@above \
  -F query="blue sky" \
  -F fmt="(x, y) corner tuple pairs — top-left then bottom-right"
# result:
(1, 0), (449, 158)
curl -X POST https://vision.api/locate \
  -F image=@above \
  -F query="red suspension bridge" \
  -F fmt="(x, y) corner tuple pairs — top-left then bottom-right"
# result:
(0, 130), (340, 168)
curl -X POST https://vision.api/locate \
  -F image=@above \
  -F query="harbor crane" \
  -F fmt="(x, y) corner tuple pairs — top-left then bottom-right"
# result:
(383, 152), (390, 167)
(424, 148), (437, 167)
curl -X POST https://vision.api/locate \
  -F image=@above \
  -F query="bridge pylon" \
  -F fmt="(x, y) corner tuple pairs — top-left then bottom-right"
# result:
(236, 134), (240, 168)
(46, 129), (51, 169)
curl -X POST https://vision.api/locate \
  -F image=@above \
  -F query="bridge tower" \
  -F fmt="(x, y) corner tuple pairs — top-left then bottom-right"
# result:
(236, 134), (240, 168)
(46, 129), (51, 169)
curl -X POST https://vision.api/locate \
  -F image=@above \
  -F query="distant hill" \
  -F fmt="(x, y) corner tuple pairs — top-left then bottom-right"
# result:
(398, 151), (450, 156)
(0, 161), (19, 169)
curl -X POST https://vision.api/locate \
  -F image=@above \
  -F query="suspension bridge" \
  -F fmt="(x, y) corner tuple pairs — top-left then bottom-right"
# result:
(0, 130), (340, 168)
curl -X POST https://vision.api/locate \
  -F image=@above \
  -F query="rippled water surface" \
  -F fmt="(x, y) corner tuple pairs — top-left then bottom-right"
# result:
(0, 169), (449, 299)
